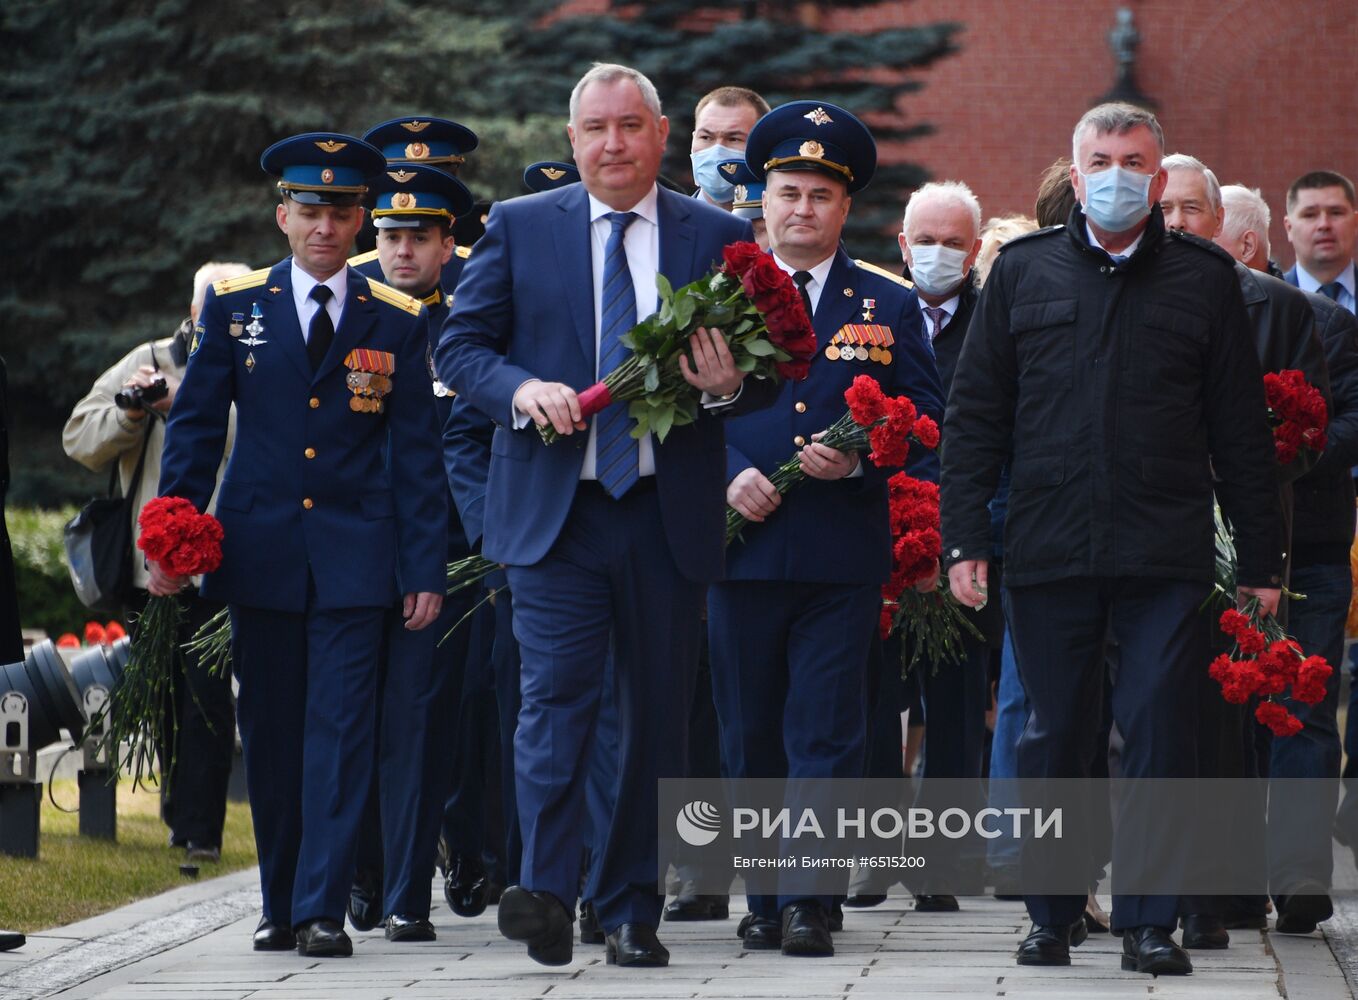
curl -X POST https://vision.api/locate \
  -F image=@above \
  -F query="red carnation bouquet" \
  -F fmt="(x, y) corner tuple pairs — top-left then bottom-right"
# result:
(724, 375), (937, 544)
(99, 496), (223, 785)
(539, 241), (817, 444)
(1211, 604), (1332, 737)
(1265, 369), (1328, 465)
(879, 473), (984, 672)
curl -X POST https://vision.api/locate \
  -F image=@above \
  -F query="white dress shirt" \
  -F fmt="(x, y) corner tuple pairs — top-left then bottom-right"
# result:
(1294, 260), (1357, 315)
(1085, 221), (1144, 262)
(290, 259), (348, 341)
(771, 251), (835, 314)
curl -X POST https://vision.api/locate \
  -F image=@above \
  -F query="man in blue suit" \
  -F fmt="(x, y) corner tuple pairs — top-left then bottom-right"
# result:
(709, 101), (944, 958)
(151, 133), (447, 958)
(436, 63), (771, 969)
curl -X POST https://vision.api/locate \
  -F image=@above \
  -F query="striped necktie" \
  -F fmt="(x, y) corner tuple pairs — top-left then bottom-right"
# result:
(595, 211), (640, 498)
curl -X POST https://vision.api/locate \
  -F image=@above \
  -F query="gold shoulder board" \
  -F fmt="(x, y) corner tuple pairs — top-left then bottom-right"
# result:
(455, 244), (473, 259)
(212, 267), (270, 296)
(348, 249), (380, 266)
(366, 277), (422, 316)
(853, 259), (913, 289)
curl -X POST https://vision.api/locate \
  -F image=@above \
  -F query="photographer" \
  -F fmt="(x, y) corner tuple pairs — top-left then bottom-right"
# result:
(63, 261), (245, 862)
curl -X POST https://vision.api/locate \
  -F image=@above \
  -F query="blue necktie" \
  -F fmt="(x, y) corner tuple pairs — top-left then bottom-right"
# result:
(1319, 281), (1344, 303)
(922, 306), (946, 357)
(595, 211), (639, 499)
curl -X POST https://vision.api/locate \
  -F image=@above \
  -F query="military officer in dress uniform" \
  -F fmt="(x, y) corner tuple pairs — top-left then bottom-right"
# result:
(350, 117), (478, 292)
(710, 102), (944, 958)
(719, 157), (767, 250)
(151, 133), (448, 958)
(341, 164), (479, 942)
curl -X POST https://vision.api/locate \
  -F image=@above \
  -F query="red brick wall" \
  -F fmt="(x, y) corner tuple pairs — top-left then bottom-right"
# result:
(825, 0), (1358, 268)
(551, 1), (1357, 267)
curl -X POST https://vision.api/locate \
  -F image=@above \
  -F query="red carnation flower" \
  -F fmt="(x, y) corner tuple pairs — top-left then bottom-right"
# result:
(1291, 656), (1333, 705)
(845, 375), (887, 426)
(105, 621), (127, 642)
(84, 621), (107, 646)
(913, 414), (940, 449)
(1256, 700), (1303, 737)
(56, 632), (80, 649)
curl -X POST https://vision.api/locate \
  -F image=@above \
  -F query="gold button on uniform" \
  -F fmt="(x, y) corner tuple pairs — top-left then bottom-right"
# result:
(309, 397), (320, 409)
(304, 447), (316, 460)
(302, 498), (314, 510)
(794, 435), (806, 447)
(795, 401), (807, 413)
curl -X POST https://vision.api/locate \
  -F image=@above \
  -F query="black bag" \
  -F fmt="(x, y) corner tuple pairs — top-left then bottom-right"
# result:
(64, 419), (153, 614)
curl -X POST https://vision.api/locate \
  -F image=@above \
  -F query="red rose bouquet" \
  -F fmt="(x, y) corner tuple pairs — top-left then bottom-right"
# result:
(879, 473), (984, 672)
(99, 496), (223, 785)
(540, 241), (817, 444)
(724, 375), (936, 544)
(1210, 604), (1332, 737)
(1264, 369), (1328, 465)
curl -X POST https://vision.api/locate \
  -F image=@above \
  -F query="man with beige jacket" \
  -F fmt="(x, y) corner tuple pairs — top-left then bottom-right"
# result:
(63, 260), (244, 861)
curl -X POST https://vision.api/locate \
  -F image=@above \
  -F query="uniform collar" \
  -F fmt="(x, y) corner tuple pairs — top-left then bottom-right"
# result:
(417, 287), (442, 308)
(290, 259), (349, 309)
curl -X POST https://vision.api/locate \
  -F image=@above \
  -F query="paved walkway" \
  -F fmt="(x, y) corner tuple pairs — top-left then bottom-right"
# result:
(3, 864), (1358, 1000)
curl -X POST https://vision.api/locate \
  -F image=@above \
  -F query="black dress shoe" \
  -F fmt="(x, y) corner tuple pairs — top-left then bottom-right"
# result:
(579, 900), (604, 944)
(1180, 913), (1229, 949)
(385, 914), (436, 942)
(663, 884), (730, 921)
(444, 854), (491, 918)
(913, 893), (959, 912)
(1121, 925), (1192, 975)
(0, 931), (22, 952)
(828, 901), (843, 932)
(781, 901), (833, 957)
(1016, 924), (1071, 966)
(296, 919), (353, 958)
(605, 922), (670, 967)
(737, 912), (782, 950)
(347, 869), (382, 932)
(1068, 917), (1088, 949)
(252, 917), (296, 952)
(497, 886), (573, 966)
(1275, 885), (1334, 935)
(843, 893), (887, 908)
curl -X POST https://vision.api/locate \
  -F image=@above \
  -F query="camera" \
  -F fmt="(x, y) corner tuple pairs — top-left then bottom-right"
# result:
(113, 377), (168, 411)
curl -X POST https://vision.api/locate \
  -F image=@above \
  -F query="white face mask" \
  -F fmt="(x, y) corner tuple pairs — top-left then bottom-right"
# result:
(907, 243), (970, 297)
(1078, 164), (1153, 233)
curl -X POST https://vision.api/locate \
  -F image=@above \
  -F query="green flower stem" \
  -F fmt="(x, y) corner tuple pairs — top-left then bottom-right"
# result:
(893, 586), (984, 675)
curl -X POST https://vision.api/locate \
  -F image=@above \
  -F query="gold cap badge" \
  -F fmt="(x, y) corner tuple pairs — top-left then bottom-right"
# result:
(540, 166), (566, 180)
(320, 168), (334, 184)
(314, 139), (348, 153)
(721, 162), (739, 175)
(804, 107), (833, 127)
(390, 192), (417, 209)
(401, 120), (431, 133)
(405, 142), (429, 160)
(733, 184), (748, 202)
(799, 140), (825, 159)
(388, 169), (418, 183)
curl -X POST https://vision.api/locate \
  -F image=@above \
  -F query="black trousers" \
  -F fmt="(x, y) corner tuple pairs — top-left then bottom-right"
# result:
(1005, 577), (1204, 931)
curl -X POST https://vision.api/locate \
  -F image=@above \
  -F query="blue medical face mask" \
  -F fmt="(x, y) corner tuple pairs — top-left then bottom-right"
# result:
(690, 144), (743, 202)
(1079, 165), (1153, 233)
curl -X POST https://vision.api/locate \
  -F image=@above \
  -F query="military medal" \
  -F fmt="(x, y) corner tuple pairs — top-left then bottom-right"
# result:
(244, 351), (256, 373)
(229, 312), (245, 338)
(242, 302), (268, 346)
(825, 344), (841, 361)
(344, 348), (397, 414)
(861, 298), (876, 322)
(854, 345), (869, 361)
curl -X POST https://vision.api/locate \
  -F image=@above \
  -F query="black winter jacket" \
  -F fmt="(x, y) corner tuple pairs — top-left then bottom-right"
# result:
(941, 205), (1283, 588)
(1293, 293), (1358, 566)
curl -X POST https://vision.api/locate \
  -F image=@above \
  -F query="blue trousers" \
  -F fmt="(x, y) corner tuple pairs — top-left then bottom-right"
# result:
(231, 599), (384, 927)
(505, 483), (700, 932)
(1005, 577), (1203, 932)
(709, 579), (878, 917)
(1269, 561), (1348, 893)
(986, 631), (1025, 871)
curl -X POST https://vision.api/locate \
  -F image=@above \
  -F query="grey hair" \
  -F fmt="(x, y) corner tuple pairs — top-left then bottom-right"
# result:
(902, 181), (982, 238)
(193, 261), (251, 313)
(1162, 153), (1222, 214)
(569, 63), (663, 126)
(1220, 184), (1273, 258)
(1071, 102), (1164, 164)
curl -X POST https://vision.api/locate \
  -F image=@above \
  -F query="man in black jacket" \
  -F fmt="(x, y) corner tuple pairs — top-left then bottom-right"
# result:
(943, 103), (1282, 977)
(1160, 155), (1330, 949)
(1220, 182), (1358, 932)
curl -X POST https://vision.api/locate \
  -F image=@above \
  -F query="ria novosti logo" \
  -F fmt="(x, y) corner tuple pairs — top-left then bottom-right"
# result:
(675, 800), (722, 847)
